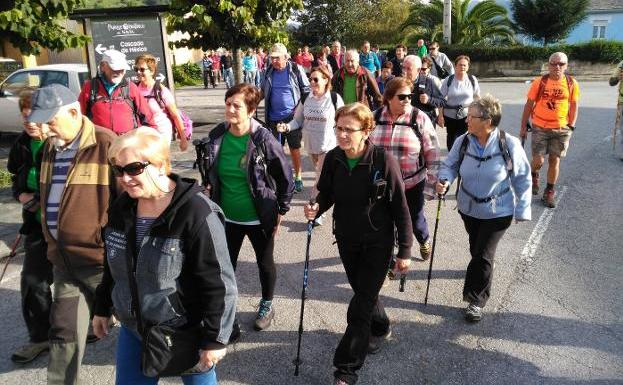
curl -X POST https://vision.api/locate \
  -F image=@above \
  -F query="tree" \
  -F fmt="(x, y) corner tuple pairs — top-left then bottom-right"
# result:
(401, 0), (515, 46)
(0, 0), (90, 56)
(167, 0), (303, 82)
(511, 0), (589, 46)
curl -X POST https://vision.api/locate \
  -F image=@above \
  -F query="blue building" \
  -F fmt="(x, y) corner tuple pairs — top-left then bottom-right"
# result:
(566, 0), (623, 43)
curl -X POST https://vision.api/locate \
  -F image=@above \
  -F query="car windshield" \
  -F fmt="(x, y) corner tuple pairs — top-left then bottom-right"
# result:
(1, 70), (69, 96)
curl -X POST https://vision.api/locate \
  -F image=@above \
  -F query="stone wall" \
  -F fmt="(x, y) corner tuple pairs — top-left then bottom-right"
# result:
(470, 60), (615, 78)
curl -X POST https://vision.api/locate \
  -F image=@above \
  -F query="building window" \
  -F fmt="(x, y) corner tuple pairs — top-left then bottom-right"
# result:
(592, 20), (607, 39)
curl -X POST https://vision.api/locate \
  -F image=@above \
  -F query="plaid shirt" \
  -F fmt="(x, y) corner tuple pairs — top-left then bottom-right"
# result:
(369, 107), (441, 197)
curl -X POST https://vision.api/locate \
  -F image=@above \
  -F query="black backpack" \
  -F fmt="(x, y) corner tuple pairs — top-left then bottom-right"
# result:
(446, 73), (476, 89)
(86, 77), (140, 129)
(373, 107), (427, 181)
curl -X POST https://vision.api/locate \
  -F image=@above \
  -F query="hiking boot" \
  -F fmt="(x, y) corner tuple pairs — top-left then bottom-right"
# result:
(294, 178), (303, 193)
(11, 341), (49, 364)
(419, 239), (432, 261)
(254, 299), (274, 331)
(464, 303), (482, 322)
(368, 328), (392, 354)
(542, 188), (556, 208)
(229, 321), (241, 344)
(531, 172), (539, 195)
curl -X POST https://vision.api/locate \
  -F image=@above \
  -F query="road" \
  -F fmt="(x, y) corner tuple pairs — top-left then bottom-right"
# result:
(0, 81), (621, 385)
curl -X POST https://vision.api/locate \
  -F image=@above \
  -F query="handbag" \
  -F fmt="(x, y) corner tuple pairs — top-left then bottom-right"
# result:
(141, 323), (202, 377)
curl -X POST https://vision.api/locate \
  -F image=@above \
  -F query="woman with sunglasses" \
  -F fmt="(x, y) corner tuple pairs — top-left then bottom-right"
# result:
(370, 77), (441, 261)
(283, 66), (343, 224)
(92, 127), (237, 384)
(134, 54), (188, 151)
(198, 83), (293, 334)
(304, 103), (412, 385)
(436, 95), (531, 322)
(439, 55), (481, 151)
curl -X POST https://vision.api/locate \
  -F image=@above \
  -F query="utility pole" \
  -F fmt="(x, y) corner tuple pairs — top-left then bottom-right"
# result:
(443, 0), (452, 45)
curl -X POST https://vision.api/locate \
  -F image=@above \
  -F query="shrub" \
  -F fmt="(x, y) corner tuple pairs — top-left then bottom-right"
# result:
(172, 62), (203, 87)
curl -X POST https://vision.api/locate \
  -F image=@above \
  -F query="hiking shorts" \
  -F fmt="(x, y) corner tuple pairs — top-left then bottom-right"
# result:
(531, 125), (573, 157)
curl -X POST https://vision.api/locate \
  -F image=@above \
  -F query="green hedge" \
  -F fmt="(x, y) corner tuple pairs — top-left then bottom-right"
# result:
(172, 62), (203, 87)
(378, 40), (623, 63)
(443, 40), (623, 63)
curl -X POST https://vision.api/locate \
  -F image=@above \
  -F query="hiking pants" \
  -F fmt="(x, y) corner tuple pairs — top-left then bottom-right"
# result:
(459, 213), (512, 307)
(48, 265), (103, 385)
(21, 231), (53, 343)
(405, 180), (429, 245)
(445, 116), (468, 151)
(333, 236), (393, 384)
(225, 222), (276, 301)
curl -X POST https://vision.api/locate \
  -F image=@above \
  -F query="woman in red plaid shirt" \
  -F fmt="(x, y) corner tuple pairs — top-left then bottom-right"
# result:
(369, 77), (441, 260)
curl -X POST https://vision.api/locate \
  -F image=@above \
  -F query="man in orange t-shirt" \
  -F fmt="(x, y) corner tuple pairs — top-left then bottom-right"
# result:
(520, 52), (580, 208)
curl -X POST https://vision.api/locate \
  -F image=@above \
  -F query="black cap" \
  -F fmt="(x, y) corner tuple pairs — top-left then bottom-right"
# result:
(28, 84), (78, 124)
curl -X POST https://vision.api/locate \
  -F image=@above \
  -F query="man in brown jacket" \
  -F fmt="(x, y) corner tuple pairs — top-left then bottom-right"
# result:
(332, 49), (383, 110)
(28, 84), (116, 385)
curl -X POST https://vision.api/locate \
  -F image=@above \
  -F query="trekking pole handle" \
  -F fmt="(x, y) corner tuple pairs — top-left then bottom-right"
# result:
(437, 178), (448, 199)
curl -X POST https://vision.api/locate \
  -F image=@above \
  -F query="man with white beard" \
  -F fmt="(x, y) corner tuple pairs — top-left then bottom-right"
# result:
(78, 49), (154, 135)
(28, 84), (117, 384)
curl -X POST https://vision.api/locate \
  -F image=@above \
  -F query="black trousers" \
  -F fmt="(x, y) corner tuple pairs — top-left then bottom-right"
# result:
(459, 213), (512, 307)
(333, 237), (393, 384)
(225, 222), (276, 300)
(405, 180), (429, 245)
(21, 231), (53, 343)
(445, 116), (468, 151)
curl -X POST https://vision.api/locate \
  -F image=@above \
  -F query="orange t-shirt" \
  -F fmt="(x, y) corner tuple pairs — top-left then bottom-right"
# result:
(527, 76), (580, 129)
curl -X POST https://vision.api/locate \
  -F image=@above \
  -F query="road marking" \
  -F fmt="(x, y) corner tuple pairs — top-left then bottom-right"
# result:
(519, 186), (567, 263)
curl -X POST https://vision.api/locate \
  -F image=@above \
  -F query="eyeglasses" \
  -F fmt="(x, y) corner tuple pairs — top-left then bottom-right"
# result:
(134, 67), (149, 73)
(420, 67), (429, 71)
(334, 126), (363, 134)
(549, 62), (567, 67)
(111, 161), (150, 177)
(467, 115), (485, 120)
(309, 77), (323, 83)
(396, 94), (412, 101)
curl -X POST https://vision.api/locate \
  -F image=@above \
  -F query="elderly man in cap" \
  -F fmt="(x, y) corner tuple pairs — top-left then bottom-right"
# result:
(260, 42), (310, 193)
(78, 49), (154, 135)
(30, 84), (116, 384)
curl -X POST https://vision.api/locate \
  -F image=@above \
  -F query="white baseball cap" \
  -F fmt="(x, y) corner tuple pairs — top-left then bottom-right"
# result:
(101, 49), (130, 71)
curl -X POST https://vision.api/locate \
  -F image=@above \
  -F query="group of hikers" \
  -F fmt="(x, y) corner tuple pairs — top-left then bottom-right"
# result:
(5, 36), (622, 385)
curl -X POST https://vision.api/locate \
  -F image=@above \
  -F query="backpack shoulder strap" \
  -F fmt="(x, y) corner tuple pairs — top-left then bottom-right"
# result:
(565, 74), (574, 101)
(121, 82), (139, 129)
(457, 134), (470, 171)
(152, 79), (165, 108)
(447, 74), (455, 88)
(535, 74), (549, 103)
(371, 145), (386, 182)
(468, 74), (476, 89)
(330, 91), (338, 112)
(86, 77), (99, 118)
(498, 130), (513, 173)
(373, 107), (383, 124)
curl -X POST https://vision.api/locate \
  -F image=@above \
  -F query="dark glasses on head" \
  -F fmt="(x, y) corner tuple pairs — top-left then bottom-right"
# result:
(396, 94), (412, 101)
(134, 67), (148, 73)
(111, 161), (150, 177)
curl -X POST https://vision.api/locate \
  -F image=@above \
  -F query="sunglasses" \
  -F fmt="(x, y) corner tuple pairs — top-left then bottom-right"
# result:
(420, 67), (429, 71)
(133, 67), (149, 73)
(111, 161), (150, 177)
(309, 77), (324, 83)
(334, 126), (363, 134)
(396, 94), (412, 101)
(549, 62), (567, 67)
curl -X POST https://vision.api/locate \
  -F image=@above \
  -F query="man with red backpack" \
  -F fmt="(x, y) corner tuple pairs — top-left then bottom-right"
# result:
(520, 52), (580, 208)
(78, 49), (155, 135)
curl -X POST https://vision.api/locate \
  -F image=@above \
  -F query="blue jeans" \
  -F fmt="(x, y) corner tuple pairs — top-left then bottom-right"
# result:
(116, 326), (218, 385)
(223, 68), (234, 89)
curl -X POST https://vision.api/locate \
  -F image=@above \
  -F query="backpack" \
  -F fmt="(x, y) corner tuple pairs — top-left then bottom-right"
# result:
(454, 130), (513, 201)
(446, 74), (476, 89)
(329, 91), (338, 112)
(373, 107), (427, 181)
(86, 77), (140, 129)
(151, 80), (193, 140)
(265, 60), (309, 104)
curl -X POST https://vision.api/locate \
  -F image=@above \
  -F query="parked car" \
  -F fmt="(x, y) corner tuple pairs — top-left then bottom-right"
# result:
(0, 63), (89, 133)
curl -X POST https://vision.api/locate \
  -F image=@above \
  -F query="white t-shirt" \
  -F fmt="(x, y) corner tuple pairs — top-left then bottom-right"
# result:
(290, 91), (344, 154)
(441, 75), (481, 119)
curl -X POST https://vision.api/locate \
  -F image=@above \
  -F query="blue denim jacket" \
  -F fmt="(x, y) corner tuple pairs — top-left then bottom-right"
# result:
(438, 129), (532, 220)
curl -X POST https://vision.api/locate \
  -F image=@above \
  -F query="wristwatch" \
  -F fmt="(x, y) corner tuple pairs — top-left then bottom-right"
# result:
(567, 124), (575, 131)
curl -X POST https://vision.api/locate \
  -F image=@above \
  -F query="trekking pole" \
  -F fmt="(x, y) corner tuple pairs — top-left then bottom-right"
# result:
(294, 199), (315, 376)
(424, 186), (446, 306)
(399, 274), (406, 292)
(0, 234), (22, 284)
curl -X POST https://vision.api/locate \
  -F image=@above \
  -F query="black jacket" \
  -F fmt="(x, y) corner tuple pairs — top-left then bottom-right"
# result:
(94, 175), (238, 349)
(201, 120), (294, 236)
(316, 142), (413, 259)
(7, 132), (44, 235)
(412, 74), (445, 121)
(390, 57), (404, 77)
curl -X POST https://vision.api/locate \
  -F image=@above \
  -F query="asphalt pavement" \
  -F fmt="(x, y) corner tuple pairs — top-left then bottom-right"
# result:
(0, 81), (621, 385)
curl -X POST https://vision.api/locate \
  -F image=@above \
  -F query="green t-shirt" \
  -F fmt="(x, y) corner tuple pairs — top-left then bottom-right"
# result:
(343, 74), (358, 104)
(346, 156), (362, 170)
(217, 131), (258, 222)
(27, 138), (44, 223)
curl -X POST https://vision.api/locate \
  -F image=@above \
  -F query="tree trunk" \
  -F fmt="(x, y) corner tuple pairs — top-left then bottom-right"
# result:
(233, 47), (243, 85)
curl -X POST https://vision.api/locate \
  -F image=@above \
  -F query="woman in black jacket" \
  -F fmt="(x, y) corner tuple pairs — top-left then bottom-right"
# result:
(196, 83), (293, 334)
(304, 103), (412, 385)
(92, 127), (237, 384)
(7, 88), (53, 364)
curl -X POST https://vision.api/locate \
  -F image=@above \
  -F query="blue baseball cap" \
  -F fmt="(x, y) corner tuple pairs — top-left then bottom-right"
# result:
(28, 84), (78, 124)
